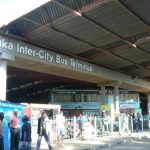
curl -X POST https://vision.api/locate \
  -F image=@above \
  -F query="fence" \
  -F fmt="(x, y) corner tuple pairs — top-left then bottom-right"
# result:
(31, 115), (150, 148)
(64, 116), (112, 139)
(64, 115), (150, 139)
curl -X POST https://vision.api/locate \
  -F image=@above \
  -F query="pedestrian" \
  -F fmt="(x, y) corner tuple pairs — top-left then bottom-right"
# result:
(119, 114), (130, 136)
(20, 115), (31, 150)
(132, 112), (139, 132)
(101, 111), (108, 133)
(56, 111), (65, 144)
(88, 114), (93, 124)
(137, 112), (141, 130)
(36, 112), (53, 150)
(0, 112), (4, 150)
(77, 114), (84, 140)
(8, 109), (20, 150)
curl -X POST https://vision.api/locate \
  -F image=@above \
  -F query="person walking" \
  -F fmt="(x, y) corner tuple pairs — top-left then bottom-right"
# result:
(8, 109), (20, 150)
(36, 112), (53, 150)
(132, 112), (139, 132)
(0, 112), (4, 150)
(56, 111), (65, 144)
(119, 114), (130, 136)
(20, 115), (31, 150)
(101, 111), (108, 134)
(77, 114), (84, 140)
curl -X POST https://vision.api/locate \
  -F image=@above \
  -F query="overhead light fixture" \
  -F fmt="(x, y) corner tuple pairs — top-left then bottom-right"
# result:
(74, 11), (82, 16)
(132, 44), (137, 48)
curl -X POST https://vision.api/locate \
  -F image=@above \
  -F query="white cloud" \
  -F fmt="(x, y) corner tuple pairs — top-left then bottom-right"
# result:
(0, 0), (50, 27)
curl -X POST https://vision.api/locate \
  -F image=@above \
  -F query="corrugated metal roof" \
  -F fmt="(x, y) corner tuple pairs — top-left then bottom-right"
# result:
(92, 54), (132, 68)
(55, 16), (119, 46)
(85, 1), (148, 37)
(25, 1), (70, 24)
(0, 0), (150, 83)
(140, 41), (150, 53)
(120, 65), (140, 72)
(57, 0), (96, 10)
(115, 47), (150, 63)
(129, 68), (150, 78)
(119, 0), (150, 27)
(26, 26), (93, 54)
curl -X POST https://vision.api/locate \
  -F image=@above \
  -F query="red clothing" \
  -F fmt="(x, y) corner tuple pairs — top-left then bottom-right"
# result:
(24, 107), (31, 119)
(9, 115), (20, 128)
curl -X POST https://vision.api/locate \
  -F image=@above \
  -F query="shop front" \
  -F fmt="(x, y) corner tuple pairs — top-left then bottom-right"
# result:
(119, 101), (141, 115)
(56, 102), (100, 117)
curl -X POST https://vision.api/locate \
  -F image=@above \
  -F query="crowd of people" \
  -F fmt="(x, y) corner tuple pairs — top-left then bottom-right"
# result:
(0, 109), (31, 150)
(0, 109), (149, 150)
(0, 109), (66, 150)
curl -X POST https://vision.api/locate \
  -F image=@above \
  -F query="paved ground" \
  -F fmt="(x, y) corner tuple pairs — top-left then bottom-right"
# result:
(32, 131), (150, 150)
(110, 138), (150, 150)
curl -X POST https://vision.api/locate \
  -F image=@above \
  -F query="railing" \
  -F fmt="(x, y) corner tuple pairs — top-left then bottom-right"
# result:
(64, 116), (112, 139)
(30, 115), (150, 148)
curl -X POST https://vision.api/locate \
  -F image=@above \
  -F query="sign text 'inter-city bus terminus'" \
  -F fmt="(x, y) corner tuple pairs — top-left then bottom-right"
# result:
(0, 37), (93, 72)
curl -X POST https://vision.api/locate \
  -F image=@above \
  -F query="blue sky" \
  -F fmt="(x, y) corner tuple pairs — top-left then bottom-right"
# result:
(0, 0), (49, 27)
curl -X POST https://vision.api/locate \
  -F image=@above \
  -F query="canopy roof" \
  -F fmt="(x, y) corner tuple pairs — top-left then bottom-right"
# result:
(1, 0), (150, 101)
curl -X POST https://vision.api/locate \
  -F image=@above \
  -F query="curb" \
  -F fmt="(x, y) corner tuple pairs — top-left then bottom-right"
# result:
(92, 135), (149, 150)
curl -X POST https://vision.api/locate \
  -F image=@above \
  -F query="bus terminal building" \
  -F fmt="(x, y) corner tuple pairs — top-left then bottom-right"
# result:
(0, 0), (150, 116)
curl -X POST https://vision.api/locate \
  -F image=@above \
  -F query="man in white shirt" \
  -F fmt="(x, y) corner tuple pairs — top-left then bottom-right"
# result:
(56, 111), (65, 144)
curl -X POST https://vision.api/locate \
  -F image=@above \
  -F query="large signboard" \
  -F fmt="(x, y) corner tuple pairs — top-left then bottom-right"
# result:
(55, 102), (100, 110)
(0, 35), (93, 73)
(119, 102), (140, 109)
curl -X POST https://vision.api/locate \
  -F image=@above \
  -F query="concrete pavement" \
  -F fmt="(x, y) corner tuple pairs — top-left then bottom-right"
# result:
(111, 138), (150, 150)
(33, 131), (150, 150)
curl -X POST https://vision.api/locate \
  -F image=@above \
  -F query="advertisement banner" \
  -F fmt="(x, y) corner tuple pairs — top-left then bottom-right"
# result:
(119, 102), (140, 109)
(101, 103), (110, 110)
(56, 102), (100, 110)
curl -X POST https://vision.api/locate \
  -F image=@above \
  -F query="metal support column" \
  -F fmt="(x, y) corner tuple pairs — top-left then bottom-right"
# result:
(114, 84), (120, 115)
(100, 86), (106, 105)
(0, 60), (7, 100)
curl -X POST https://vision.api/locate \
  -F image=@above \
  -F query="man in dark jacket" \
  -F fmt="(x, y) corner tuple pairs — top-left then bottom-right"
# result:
(36, 112), (53, 150)
(20, 115), (31, 150)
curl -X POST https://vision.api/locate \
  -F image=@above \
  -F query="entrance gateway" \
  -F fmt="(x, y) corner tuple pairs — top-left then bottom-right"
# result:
(0, 33), (150, 113)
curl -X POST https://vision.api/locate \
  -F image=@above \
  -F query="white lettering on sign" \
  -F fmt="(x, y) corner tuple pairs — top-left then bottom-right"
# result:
(0, 36), (93, 72)
(39, 50), (54, 62)
(0, 38), (13, 50)
(56, 55), (68, 65)
(70, 59), (93, 72)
